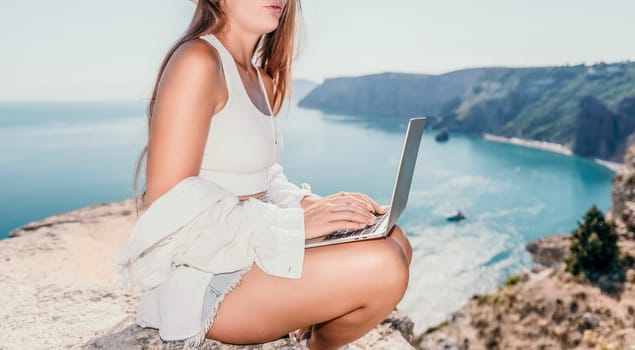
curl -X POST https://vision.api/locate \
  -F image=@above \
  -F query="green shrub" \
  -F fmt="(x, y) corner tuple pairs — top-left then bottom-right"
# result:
(504, 274), (522, 286)
(621, 253), (635, 268)
(424, 320), (449, 334)
(565, 205), (620, 281)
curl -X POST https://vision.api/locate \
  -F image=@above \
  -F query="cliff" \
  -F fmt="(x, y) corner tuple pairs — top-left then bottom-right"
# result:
(610, 142), (635, 237)
(0, 200), (415, 349)
(416, 143), (635, 349)
(573, 96), (635, 162)
(298, 69), (498, 117)
(298, 62), (635, 162)
(291, 79), (318, 101)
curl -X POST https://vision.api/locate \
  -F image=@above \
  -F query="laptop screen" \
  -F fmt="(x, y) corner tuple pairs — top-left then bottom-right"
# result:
(386, 117), (426, 231)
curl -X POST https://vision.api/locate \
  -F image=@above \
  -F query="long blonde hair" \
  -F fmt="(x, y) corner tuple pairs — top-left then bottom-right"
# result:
(132, 0), (303, 216)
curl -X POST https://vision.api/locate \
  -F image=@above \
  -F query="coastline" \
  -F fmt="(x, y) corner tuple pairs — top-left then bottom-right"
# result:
(482, 133), (625, 173)
(417, 148), (635, 349)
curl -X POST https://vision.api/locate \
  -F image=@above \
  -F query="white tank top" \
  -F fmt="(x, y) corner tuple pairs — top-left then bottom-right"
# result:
(197, 33), (283, 196)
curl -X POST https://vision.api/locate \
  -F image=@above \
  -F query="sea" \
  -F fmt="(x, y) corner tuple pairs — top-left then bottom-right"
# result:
(0, 100), (615, 333)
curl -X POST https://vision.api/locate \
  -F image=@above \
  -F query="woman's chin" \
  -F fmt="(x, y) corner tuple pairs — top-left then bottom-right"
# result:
(248, 21), (281, 35)
(262, 25), (281, 34)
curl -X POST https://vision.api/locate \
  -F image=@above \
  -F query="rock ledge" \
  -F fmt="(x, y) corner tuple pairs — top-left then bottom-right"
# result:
(0, 199), (415, 350)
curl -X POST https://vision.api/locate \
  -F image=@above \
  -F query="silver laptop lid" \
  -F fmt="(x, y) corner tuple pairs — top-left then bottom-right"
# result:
(385, 117), (426, 232)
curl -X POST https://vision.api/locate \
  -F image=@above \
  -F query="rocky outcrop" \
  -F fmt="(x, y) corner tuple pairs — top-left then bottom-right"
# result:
(615, 97), (635, 160)
(85, 310), (414, 349)
(417, 240), (635, 349)
(573, 96), (635, 162)
(525, 234), (571, 272)
(291, 79), (318, 102)
(0, 200), (415, 350)
(417, 265), (635, 350)
(416, 143), (635, 350)
(611, 142), (635, 237)
(572, 96), (620, 160)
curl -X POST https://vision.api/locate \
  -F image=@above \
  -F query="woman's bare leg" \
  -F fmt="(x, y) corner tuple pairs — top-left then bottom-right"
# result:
(306, 234), (409, 350)
(293, 225), (413, 345)
(386, 225), (413, 266)
(206, 225), (411, 350)
(292, 225), (413, 345)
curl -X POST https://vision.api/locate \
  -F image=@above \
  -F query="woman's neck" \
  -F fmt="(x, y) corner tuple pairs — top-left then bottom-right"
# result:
(214, 29), (262, 69)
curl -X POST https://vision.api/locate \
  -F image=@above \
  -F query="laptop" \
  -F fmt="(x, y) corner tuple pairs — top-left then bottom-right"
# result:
(305, 116), (426, 248)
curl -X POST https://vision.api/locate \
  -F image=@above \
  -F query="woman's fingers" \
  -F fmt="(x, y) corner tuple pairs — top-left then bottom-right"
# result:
(325, 199), (375, 222)
(306, 201), (372, 225)
(359, 193), (386, 214)
(303, 193), (386, 239)
(329, 192), (385, 214)
(325, 208), (376, 226)
(304, 214), (370, 239)
(327, 194), (374, 212)
(328, 199), (372, 214)
(324, 220), (369, 233)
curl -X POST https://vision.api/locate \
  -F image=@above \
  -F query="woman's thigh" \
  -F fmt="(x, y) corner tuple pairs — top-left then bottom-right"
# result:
(207, 230), (410, 344)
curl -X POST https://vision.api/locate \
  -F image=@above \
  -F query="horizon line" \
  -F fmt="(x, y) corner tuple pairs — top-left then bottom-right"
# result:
(2, 58), (633, 102)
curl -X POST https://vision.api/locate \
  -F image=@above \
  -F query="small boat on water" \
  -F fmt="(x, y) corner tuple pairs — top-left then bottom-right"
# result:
(435, 129), (450, 142)
(446, 210), (466, 222)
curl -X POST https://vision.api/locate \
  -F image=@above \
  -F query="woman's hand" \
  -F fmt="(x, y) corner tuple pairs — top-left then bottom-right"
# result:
(300, 195), (320, 209)
(303, 191), (386, 240)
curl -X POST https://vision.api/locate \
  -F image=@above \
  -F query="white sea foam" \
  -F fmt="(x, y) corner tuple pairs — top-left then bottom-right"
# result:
(398, 221), (528, 333)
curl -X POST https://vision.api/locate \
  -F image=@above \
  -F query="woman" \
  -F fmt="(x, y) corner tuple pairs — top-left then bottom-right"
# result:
(123, 0), (413, 349)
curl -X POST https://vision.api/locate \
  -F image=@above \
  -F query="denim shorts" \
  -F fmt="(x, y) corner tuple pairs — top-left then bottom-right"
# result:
(163, 194), (276, 349)
(200, 194), (274, 337)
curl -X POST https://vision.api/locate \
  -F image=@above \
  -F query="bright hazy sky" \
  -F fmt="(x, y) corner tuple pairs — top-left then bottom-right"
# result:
(1, 0), (635, 101)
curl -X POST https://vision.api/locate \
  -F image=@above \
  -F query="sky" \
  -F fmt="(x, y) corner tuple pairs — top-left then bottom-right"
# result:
(1, 0), (634, 101)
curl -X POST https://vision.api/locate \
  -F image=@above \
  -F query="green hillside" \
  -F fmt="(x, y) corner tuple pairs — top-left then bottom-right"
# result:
(434, 62), (635, 144)
(298, 61), (635, 160)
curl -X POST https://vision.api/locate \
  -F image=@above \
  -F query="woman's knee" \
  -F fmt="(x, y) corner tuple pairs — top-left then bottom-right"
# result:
(388, 225), (413, 266)
(355, 238), (409, 302)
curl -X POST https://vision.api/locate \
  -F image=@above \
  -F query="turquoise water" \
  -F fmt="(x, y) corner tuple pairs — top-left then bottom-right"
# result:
(0, 101), (614, 332)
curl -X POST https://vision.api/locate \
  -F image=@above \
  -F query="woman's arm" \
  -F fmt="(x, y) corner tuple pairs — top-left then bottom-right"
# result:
(266, 163), (321, 209)
(144, 39), (226, 207)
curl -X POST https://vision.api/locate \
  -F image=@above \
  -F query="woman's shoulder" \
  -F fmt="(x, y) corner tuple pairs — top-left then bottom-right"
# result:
(168, 37), (223, 78)
(159, 37), (228, 105)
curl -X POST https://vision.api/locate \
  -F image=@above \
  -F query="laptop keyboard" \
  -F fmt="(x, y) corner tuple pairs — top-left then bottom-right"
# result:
(323, 210), (389, 241)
